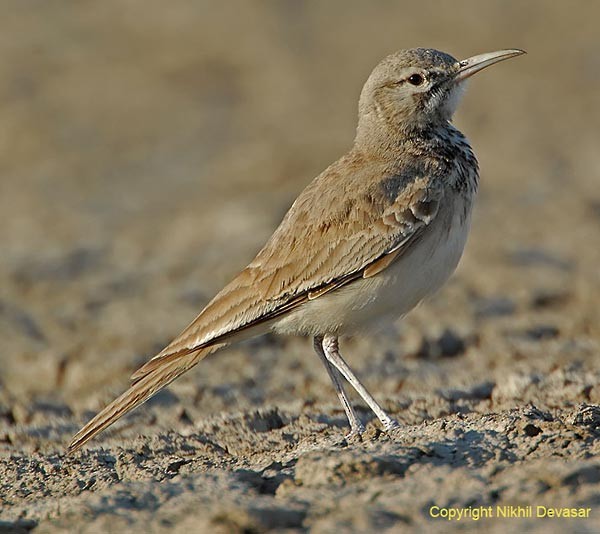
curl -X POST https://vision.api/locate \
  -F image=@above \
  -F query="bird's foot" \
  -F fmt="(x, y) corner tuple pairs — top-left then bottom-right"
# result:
(344, 422), (366, 442)
(381, 417), (400, 432)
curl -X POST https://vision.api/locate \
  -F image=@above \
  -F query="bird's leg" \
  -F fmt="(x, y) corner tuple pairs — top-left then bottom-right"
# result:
(321, 334), (399, 431)
(313, 336), (365, 437)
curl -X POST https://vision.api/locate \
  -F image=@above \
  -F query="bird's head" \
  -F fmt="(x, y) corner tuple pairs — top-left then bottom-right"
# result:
(356, 48), (525, 144)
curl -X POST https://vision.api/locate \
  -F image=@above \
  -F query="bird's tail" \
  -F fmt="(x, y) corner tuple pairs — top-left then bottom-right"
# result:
(67, 346), (217, 453)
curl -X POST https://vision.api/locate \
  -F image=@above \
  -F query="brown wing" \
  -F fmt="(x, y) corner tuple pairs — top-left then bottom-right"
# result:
(133, 152), (443, 379)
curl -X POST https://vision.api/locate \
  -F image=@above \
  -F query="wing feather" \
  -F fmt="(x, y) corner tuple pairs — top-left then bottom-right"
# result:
(136, 153), (444, 377)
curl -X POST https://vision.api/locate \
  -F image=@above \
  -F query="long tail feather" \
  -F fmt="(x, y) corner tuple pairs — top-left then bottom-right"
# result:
(129, 347), (196, 383)
(68, 347), (216, 453)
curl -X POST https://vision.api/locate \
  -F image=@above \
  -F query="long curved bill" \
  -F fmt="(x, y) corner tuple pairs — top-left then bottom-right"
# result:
(455, 49), (526, 82)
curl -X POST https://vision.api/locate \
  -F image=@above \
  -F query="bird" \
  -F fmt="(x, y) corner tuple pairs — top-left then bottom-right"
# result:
(68, 47), (525, 453)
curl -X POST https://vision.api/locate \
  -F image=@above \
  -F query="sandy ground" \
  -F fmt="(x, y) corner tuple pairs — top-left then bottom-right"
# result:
(1, 1), (600, 532)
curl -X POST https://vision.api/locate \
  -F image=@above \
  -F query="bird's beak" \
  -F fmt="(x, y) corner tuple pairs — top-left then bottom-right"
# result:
(455, 49), (526, 82)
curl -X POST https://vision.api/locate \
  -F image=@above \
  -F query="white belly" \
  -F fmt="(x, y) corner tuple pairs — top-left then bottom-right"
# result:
(272, 197), (472, 337)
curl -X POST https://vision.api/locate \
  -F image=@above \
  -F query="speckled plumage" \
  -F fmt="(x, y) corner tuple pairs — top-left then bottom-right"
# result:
(69, 47), (524, 452)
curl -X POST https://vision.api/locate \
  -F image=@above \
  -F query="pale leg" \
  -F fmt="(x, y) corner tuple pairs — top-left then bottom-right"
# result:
(313, 336), (365, 436)
(322, 334), (399, 431)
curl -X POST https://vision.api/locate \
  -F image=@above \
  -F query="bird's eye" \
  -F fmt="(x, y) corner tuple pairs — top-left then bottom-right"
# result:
(407, 73), (425, 86)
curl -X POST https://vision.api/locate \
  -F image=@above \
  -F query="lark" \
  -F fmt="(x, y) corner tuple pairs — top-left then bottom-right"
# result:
(69, 48), (525, 452)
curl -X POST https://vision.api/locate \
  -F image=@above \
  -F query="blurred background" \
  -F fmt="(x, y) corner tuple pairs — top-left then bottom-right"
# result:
(0, 1), (599, 423)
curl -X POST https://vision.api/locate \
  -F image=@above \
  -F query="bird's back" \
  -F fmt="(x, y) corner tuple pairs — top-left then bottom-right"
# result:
(153, 126), (477, 357)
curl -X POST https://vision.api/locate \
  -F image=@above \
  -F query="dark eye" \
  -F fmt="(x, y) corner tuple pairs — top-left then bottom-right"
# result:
(407, 73), (425, 86)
